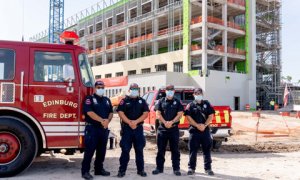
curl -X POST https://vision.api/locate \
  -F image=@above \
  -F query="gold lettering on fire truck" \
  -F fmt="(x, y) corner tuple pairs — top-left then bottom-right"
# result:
(42, 100), (78, 108)
(43, 113), (77, 119)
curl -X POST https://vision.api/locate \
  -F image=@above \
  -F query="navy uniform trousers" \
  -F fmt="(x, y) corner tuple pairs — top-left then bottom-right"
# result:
(119, 125), (146, 172)
(156, 128), (180, 171)
(188, 129), (212, 171)
(81, 125), (109, 174)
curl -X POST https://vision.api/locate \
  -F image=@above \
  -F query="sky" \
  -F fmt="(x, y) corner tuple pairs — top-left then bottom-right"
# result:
(0, 0), (299, 82)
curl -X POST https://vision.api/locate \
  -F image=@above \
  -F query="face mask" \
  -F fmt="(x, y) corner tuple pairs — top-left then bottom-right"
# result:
(194, 95), (203, 101)
(96, 89), (105, 96)
(129, 90), (139, 97)
(166, 90), (175, 98)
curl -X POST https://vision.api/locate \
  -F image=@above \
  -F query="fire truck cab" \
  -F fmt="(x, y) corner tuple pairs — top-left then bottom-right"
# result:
(0, 40), (94, 177)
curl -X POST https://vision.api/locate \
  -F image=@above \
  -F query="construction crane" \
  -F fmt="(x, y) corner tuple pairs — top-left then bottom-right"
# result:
(49, 0), (64, 43)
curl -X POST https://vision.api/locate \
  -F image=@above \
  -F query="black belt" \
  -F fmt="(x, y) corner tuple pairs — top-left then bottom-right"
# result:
(85, 122), (104, 128)
(121, 122), (143, 127)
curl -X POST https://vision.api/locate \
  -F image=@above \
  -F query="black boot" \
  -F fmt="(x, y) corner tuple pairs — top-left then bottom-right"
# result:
(94, 169), (110, 176)
(82, 172), (93, 180)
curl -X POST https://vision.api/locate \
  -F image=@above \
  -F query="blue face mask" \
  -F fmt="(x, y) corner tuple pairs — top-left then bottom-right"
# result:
(194, 95), (203, 101)
(96, 89), (105, 96)
(166, 90), (175, 98)
(129, 90), (139, 97)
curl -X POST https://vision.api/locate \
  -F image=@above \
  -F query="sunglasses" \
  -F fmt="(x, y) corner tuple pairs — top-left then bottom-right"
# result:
(96, 87), (104, 89)
(130, 88), (139, 91)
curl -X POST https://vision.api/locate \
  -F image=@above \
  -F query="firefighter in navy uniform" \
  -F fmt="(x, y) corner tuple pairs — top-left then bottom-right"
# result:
(185, 88), (215, 176)
(81, 81), (113, 180)
(152, 84), (184, 176)
(116, 83), (149, 178)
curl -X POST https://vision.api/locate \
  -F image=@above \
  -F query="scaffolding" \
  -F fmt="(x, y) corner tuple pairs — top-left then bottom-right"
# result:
(256, 0), (282, 109)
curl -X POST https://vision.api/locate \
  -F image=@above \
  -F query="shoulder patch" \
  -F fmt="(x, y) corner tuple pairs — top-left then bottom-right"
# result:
(139, 100), (142, 104)
(173, 101), (177, 105)
(85, 99), (91, 105)
(203, 104), (207, 109)
(120, 99), (125, 105)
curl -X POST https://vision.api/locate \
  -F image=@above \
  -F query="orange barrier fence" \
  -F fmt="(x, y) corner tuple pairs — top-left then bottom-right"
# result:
(191, 44), (201, 51)
(158, 25), (182, 36)
(227, 47), (246, 55)
(191, 16), (224, 26)
(213, 45), (225, 52)
(191, 16), (202, 25)
(227, 0), (245, 7)
(227, 21), (244, 31)
(207, 16), (224, 25)
(245, 104), (250, 111)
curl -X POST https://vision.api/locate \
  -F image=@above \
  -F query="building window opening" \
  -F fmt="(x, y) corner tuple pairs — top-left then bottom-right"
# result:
(128, 70), (136, 75)
(174, 62), (183, 72)
(155, 64), (167, 72)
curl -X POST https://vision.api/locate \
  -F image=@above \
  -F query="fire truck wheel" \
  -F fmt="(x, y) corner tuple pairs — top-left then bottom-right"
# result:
(212, 140), (222, 150)
(0, 116), (38, 177)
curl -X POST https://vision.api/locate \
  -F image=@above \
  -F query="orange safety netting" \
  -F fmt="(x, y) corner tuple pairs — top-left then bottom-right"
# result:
(213, 45), (225, 52)
(191, 16), (224, 26)
(227, 21), (244, 31)
(191, 44), (202, 51)
(227, 0), (245, 7)
(227, 47), (246, 55)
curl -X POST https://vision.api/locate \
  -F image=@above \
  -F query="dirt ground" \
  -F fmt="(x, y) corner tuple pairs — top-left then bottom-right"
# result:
(5, 111), (300, 180)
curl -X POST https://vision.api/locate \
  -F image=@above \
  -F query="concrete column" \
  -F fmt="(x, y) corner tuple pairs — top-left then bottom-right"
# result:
(102, 35), (107, 64)
(126, 28), (130, 60)
(92, 36), (96, 66)
(222, 2), (228, 72)
(112, 33), (116, 62)
(246, 0), (257, 108)
(202, 0), (208, 76)
(152, 18), (159, 55)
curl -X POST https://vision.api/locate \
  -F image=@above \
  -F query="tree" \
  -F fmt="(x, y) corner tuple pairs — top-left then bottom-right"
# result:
(286, 76), (292, 83)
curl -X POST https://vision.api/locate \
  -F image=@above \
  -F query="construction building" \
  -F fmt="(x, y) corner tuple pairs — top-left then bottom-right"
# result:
(30, 0), (282, 110)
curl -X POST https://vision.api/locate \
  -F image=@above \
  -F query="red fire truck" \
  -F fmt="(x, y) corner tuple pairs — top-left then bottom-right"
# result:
(0, 38), (94, 177)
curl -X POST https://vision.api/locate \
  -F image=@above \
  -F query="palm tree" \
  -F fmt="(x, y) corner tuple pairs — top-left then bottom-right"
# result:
(286, 76), (292, 83)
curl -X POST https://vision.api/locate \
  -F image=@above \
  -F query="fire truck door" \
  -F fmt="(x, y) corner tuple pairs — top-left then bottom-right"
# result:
(0, 46), (29, 111)
(28, 48), (80, 148)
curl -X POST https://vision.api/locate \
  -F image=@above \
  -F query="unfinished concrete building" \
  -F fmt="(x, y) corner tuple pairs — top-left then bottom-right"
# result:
(30, 0), (281, 110)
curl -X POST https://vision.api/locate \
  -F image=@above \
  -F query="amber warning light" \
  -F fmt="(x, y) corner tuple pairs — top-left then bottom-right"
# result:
(59, 31), (79, 45)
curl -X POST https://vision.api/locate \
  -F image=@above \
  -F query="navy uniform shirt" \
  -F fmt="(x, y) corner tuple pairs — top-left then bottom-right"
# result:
(155, 97), (184, 130)
(83, 94), (113, 126)
(116, 96), (149, 124)
(184, 100), (215, 130)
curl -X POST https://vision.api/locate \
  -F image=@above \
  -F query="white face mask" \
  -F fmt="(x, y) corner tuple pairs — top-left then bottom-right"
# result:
(129, 90), (139, 97)
(166, 90), (175, 98)
(194, 95), (203, 101)
(96, 89), (105, 96)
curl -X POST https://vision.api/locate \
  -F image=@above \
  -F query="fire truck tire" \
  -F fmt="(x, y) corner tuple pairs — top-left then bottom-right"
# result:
(212, 140), (222, 150)
(0, 116), (38, 177)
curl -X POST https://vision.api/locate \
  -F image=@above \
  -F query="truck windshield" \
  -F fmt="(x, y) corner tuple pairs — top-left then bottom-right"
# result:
(78, 53), (94, 87)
